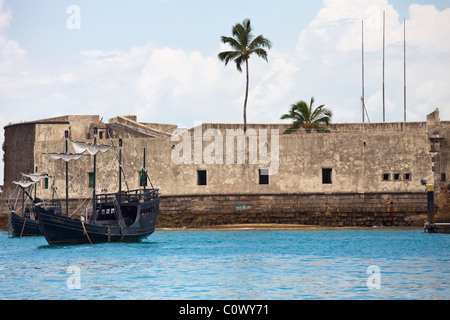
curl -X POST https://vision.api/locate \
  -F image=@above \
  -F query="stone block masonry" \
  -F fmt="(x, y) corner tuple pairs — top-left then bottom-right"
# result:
(0, 192), (428, 230)
(157, 192), (428, 228)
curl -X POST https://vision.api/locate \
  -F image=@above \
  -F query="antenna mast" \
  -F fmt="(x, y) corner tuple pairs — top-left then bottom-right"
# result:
(362, 20), (365, 123)
(403, 18), (407, 122)
(382, 10), (386, 122)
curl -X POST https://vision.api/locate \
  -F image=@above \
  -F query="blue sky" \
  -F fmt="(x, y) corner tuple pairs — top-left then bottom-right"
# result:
(6, 0), (448, 57)
(1, 0), (450, 183)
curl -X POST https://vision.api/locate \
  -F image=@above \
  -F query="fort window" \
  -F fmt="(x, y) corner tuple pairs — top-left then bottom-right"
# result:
(442, 173), (447, 182)
(322, 168), (332, 184)
(259, 168), (269, 185)
(44, 177), (49, 189)
(382, 173), (390, 181)
(393, 173), (400, 181)
(404, 173), (411, 181)
(197, 170), (207, 186)
(88, 172), (94, 188)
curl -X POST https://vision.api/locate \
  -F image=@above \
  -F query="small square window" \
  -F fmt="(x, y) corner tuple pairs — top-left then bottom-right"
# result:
(404, 173), (411, 181)
(393, 173), (400, 181)
(322, 168), (332, 184)
(259, 168), (269, 185)
(382, 173), (390, 181)
(197, 170), (207, 186)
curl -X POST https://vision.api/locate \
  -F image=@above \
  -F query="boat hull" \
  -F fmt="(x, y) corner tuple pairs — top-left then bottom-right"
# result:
(37, 207), (158, 245)
(8, 211), (42, 236)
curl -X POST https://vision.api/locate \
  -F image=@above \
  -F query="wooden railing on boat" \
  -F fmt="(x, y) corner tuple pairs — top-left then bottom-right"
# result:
(95, 188), (159, 205)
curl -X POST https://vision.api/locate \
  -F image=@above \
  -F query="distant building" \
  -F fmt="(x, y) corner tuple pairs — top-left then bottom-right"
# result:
(1, 110), (449, 227)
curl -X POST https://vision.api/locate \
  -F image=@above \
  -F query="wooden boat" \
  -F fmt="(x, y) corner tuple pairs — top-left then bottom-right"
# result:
(38, 189), (159, 244)
(38, 128), (159, 245)
(8, 200), (62, 237)
(9, 210), (41, 237)
(7, 174), (61, 237)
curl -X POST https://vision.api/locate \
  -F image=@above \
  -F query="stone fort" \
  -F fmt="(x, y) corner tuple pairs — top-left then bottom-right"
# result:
(1, 109), (449, 228)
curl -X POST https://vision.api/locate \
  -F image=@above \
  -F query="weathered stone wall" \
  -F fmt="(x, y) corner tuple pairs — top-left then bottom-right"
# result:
(0, 192), (428, 230)
(157, 192), (428, 228)
(3, 122), (36, 189)
(2, 114), (449, 230)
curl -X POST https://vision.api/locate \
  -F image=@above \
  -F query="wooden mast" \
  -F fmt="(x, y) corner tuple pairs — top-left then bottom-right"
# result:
(65, 130), (69, 217)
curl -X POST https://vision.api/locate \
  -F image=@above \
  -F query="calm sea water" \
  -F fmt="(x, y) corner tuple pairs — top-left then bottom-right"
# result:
(0, 227), (448, 300)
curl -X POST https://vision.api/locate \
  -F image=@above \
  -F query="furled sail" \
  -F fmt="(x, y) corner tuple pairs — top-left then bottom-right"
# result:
(45, 153), (86, 162)
(71, 141), (113, 155)
(22, 173), (49, 182)
(13, 180), (36, 188)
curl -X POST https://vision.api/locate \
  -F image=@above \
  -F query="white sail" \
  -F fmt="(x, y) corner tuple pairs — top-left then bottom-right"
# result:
(13, 181), (36, 188)
(45, 153), (86, 162)
(71, 141), (113, 155)
(22, 173), (49, 182)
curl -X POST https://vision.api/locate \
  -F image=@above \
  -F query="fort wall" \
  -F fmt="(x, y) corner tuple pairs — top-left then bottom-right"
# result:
(1, 112), (449, 229)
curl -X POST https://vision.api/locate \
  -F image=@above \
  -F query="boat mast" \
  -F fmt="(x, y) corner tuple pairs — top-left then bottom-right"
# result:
(92, 127), (97, 216)
(118, 138), (122, 202)
(65, 130), (69, 217)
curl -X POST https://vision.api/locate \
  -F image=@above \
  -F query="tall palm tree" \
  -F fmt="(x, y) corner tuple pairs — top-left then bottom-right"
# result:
(218, 19), (272, 133)
(280, 97), (333, 133)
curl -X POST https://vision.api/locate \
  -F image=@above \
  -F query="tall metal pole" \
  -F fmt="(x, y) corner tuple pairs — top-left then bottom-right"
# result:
(362, 20), (365, 123)
(403, 18), (407, 122)
(65, 130), (69, 216)
(382, 11), (386, 122)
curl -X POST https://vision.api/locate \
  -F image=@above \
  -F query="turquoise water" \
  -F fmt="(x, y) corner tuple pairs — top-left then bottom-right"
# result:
(0, 228), (448, 300)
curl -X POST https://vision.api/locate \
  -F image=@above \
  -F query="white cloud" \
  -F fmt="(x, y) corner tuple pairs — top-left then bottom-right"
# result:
(1, 0), (450, 184)
(408, 4), (450, 55)
(290, 0), (450, 123)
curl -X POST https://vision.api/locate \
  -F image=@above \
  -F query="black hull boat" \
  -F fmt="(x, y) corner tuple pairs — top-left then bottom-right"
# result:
(39, 128), (160, 245)
(38, 189), (159, 245)
(8, 200), (62, 237)
(8, 211), (42, 237)
(7, 172), (60, 237)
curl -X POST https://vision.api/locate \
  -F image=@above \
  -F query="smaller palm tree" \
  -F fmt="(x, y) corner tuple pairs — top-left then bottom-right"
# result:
(280, 97), (332, 133)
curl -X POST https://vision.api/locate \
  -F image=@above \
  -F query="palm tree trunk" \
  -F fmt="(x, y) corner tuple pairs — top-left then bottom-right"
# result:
(243, 59), (249, 134)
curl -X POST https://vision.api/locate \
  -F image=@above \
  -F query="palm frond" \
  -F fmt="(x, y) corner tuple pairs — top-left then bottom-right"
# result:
(220, 36), (244, 51)
(251, 48), (269, 62)
(281, 97), (333, 133)
(249, 34), (272, 50)
(218, 50), (241, 66)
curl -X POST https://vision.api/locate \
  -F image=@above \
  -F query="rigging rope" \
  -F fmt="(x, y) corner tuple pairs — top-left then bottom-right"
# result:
(19, 217), (27, 237)
(81, 220), (93, 244)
